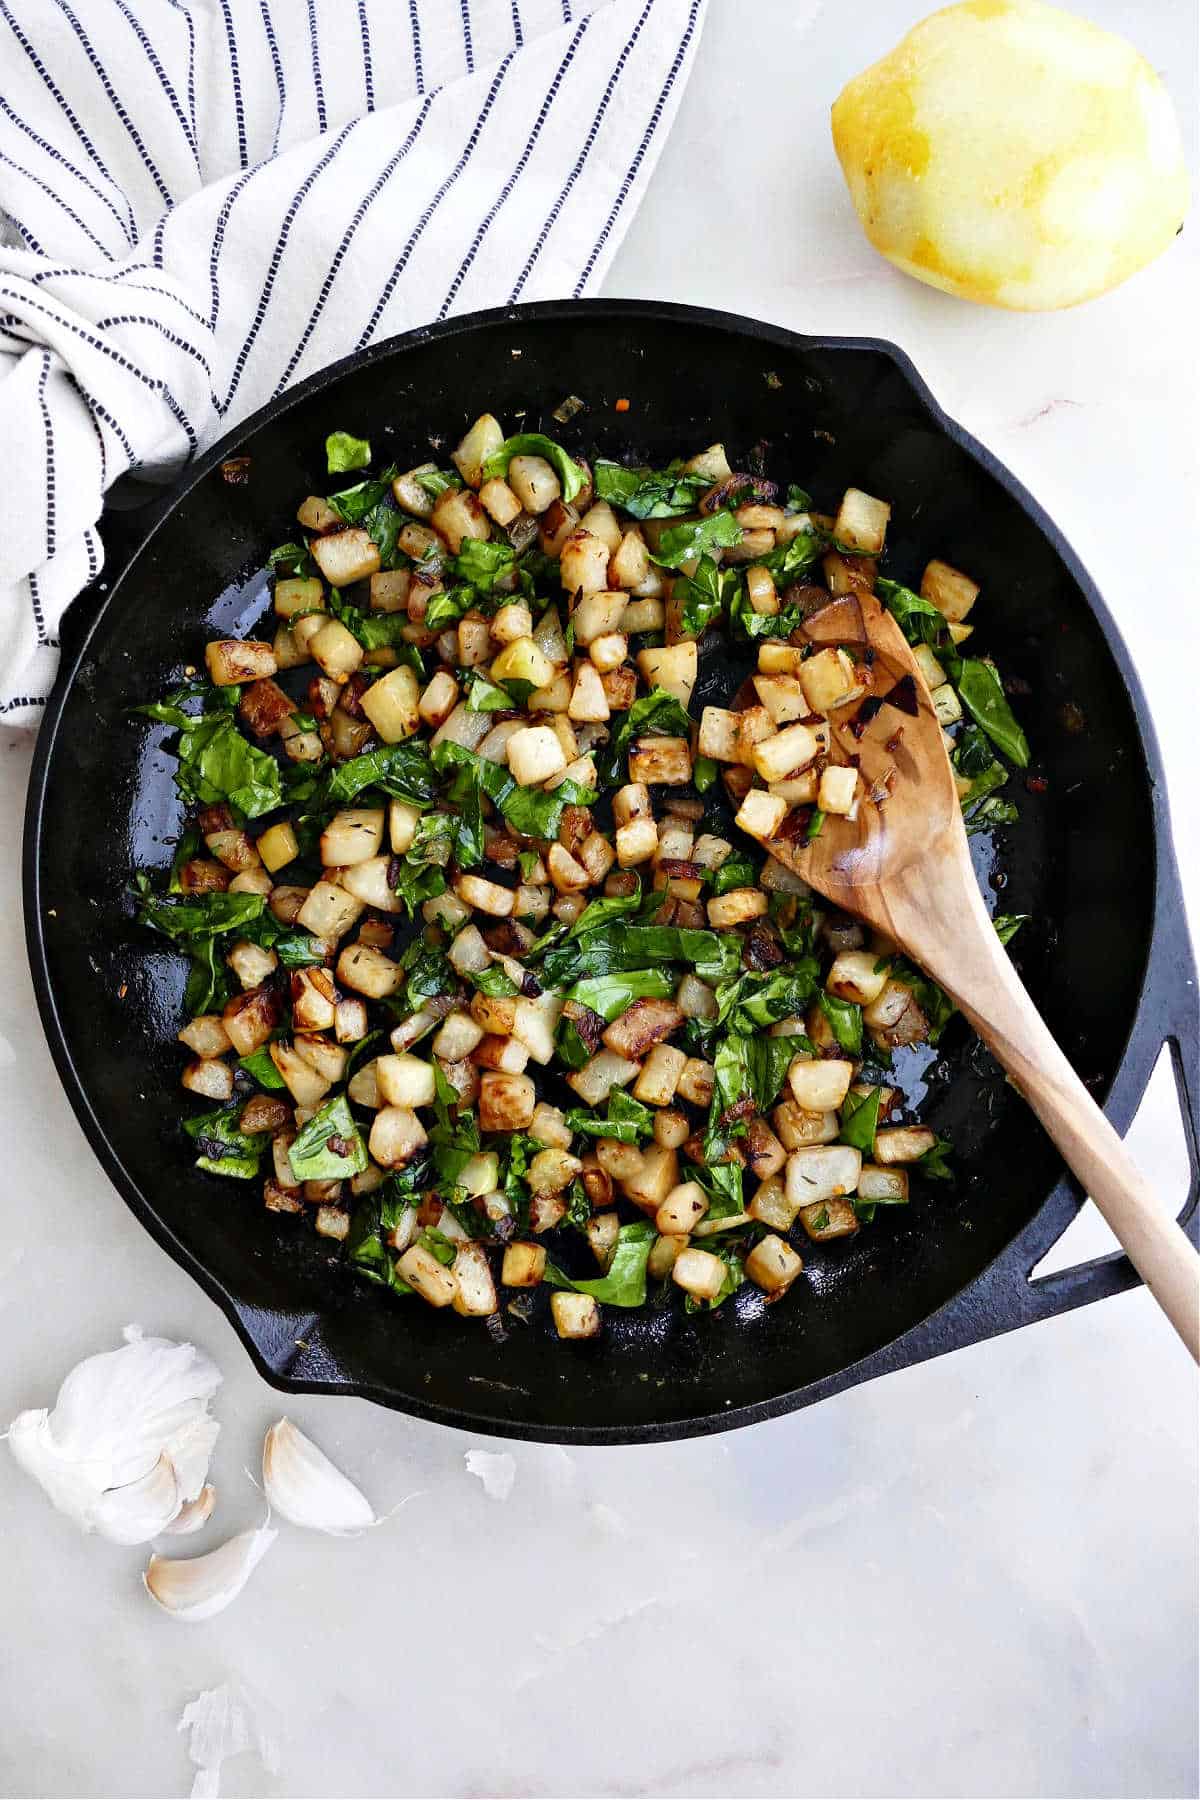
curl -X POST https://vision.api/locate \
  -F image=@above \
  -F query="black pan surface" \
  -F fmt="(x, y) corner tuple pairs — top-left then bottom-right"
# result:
(23, 302), (1195, 1441)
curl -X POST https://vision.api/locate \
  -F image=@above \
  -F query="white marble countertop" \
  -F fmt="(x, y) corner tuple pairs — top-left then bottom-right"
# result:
(1, 3), (1196, 1796)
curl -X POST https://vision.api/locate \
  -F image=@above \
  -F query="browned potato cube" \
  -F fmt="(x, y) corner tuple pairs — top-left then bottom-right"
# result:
(670, 1248), (726, 1302)
(178, 1014), (232, 1058)
(632, 1044), (687, 1108)
(616, 816), (658, 868)
(274, 577), (325, 620)
(227, 939), (277, 990)
(602, 998), (684, 1060)
(360, 665), (420, 743)
(566, 1050), (640, 1107)
(479, 1071), (536, 1132)
(745, 1234), (803, 1295)
(786, 1145), (862, 1209)
(320, 807), (385, 867)
(676, 1058), (715, 1107)
(745, 1117), (786, 1180)
(857, 1165), (910, 1203)
(656, 1181), (708, 1235)
(748, 1174), (798, 1231)
(798, 1198), (860, 1242)
(706, 888), (768, 929)
(432, 486), (490, 554)
(264, 1178), (304, 1215)
(510, 455), (562, 515)
(595, 1139), (645, 1182)
(455, 873), (515, 918)
(397, 1241), (456, 1307)
(451, 1243), (499, 1317)
(311, 528), (380, 586)
(182, 1057), (233, 1101)
(550, 1292), (601, 1339)
(627, 737), (692, 786)
(586, 1213), (620, 1269)
(369, 1105), (428, 1168)
(636, 641), (698, 708)
(222, 984), (283, 1056)
(451, 413), (504, 488)
(873, 1127), (937, 1165)
(239, 677), (296, 739)
(336, 943), (402, 1000)
(653, 1108), (690, 1150)
(269, 1040), (332, 1108)
(772, 1100), (838, 1149)
(787, 1058), (854, 1112)
(921, 558), (979, 623)
(621, 1144), (678, 1214)
(600, 665), (638, 711)
(502, 1241), (546, 1287)
(205, 639), (276, 686)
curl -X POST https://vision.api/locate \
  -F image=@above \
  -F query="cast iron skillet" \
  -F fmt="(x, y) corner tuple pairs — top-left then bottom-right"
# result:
(23, 301), (1199, 1442)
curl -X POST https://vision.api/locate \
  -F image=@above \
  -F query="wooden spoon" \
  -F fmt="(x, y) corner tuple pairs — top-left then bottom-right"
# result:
(765, 593), (1200, 1358)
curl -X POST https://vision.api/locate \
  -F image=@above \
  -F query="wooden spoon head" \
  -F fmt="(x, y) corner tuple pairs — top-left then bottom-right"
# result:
(766, 595), (962, 922)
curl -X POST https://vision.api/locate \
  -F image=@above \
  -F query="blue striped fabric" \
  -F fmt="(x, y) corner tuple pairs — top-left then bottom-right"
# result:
(0, 0), (707, 726)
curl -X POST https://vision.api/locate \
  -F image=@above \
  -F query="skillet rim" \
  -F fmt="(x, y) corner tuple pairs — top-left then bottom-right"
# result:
(20, 297), (1187, 1441)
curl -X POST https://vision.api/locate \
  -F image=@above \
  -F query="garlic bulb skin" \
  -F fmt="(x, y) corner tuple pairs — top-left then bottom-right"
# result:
(261, 1418), (375, 1535)
(144, 1527), (276, 1621)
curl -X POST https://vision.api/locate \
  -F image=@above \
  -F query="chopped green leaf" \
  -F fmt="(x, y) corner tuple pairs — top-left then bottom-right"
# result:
(424, 585), (476, 631)
(326, 430), (371, 474)
(965, 796), (1020, 836)
(674, 554), (735, 637)
(565, 1089), (655, 1144)
(448, 537), (517, 594)
(238, 1047), (288, 1090)
(288, 1095), (369, 1182)
(544, 1221), (655, 1306)
(184, 1103), (268, 1179)
(592, 461), (713, 520)
(326, 740), (436, 805)
(694, 1161), (745, 1220)
(993, 912), (1029, 947)
(818, 991), (863, 1055)
(169, 713), (282, 819)
(649, 510), (742, 570)
(916, 1136), (954, 1181)
(469, 965), (521, 998)
(267, 541), (314, 578)
(956, 659), (1030, 768)
(839, 1086), (882, 1154)
(327, 468), (397, 526)
(431, 741), (596, 842)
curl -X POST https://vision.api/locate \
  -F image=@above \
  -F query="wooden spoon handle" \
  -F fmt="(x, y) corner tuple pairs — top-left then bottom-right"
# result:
(911, 880), (1199, 1359)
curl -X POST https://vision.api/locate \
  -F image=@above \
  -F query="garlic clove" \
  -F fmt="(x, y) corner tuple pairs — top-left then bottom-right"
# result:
(162, 1484), (217, 1535)
(165, 1413), (221, 1505)
(92, 1453), (180, 1545)
(145, 1527), (276, 1621)
(261, 1418), (375, 1535)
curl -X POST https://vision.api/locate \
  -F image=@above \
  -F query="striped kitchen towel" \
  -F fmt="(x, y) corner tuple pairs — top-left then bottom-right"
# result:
(0, 0), (706, 727)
